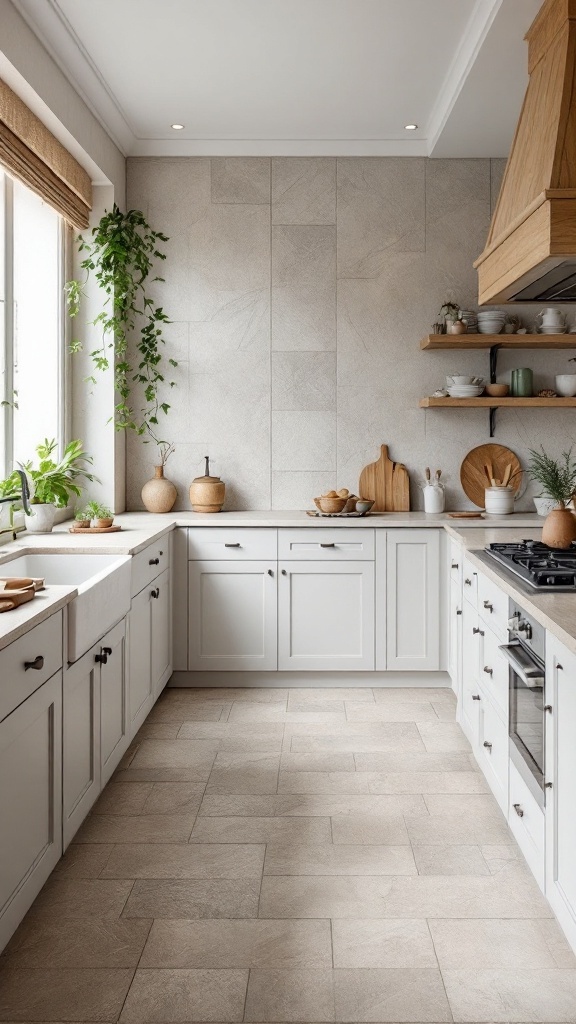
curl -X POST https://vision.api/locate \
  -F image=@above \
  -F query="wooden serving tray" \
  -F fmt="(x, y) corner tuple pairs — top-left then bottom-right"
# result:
(306, 510), (372, 518)
(69, 525), (122, 534)
(0, 583), (36, 612)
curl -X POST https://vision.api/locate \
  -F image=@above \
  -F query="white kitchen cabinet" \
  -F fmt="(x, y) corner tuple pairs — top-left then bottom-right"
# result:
(477, 691), (508, 813)
(545, 632), (576, 950)
(278, 561), (375, 671)
(188, 560), (277, 671)
(0, 671), (62, 952)
(448, 578), (462, 698)
(128, 566), (172, 734)
(99, 619), (129, 786)
(63, 651), (100, 848)
(151, 567), (172, 698)
(383, 530), (441, 671)
(460, 598), (481, 747)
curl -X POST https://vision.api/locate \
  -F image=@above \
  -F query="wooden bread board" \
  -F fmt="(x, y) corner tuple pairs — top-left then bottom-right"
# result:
(359, 444), (410, 512)
(460, 444), (522, 509)
(0, 583), (36, 612)
(69, 525), (122, 534)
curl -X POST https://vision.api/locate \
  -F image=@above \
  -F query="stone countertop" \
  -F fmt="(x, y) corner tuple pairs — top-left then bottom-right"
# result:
(448, 525), (576, 656)
(0, 585), (77, 653)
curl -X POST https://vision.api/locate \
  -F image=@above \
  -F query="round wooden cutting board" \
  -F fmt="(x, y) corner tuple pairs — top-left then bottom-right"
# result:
(460, 443), (523, 508)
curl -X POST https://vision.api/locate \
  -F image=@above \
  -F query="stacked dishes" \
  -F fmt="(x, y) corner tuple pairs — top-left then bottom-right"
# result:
(459, 309), (478, 332)
(477, 310), (506, 335)
(447, 384), (485, 397)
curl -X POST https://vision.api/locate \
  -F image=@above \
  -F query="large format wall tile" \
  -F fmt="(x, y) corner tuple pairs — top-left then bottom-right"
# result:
(272, 225), (336, 351)
(272, 157), (336, 225)
(211, 157), (271, 204)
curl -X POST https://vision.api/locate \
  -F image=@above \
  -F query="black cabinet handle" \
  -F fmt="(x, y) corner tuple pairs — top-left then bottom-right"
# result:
(320, 543), (335, 548)
(544, 704), (553, 713)
(472, 694), (481, 701)
(483, 740), (492, 749)
(456, 609), (462, 615)
(464, 578), (472, 586)
(451, 562), (459, 569)
(483, 600), (493, 612)
(513, 803), (524, 817)
(95, 651), (108, 665)
(267, 569), (274, 577)
(472, 627), (484, 636)
(149, 557), (160, 565)
(24, 655), (44, 672)
(225, 543), (241, 548)
(281, 569), (288, 576)
(483, 666), (493, 677)
(151, 588), (160, 599)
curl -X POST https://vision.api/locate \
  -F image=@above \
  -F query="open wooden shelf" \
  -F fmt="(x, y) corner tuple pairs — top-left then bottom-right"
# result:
(420, 396), (576, 409)
(421, 333), (576, 350)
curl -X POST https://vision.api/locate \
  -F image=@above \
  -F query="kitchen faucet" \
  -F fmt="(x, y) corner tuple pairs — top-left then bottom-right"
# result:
(0, 469), (31, 517)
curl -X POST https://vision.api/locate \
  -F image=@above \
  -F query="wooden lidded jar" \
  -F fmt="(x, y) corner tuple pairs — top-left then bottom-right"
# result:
(189, 456), (225, 513)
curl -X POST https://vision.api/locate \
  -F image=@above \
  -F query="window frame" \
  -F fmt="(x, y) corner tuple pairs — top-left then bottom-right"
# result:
(0, 171), (68, 481)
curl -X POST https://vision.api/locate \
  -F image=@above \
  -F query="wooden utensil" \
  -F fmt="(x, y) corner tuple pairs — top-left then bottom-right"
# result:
(0, 583), (35, 612)
(502, 463), (512, 487)
(460, 444), (522, 508)
(359, 444), (410, 512)
(425, 467), (431, 482)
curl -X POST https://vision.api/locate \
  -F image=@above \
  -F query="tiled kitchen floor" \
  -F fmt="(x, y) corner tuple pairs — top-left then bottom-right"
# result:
(2, 685), (576, 1023)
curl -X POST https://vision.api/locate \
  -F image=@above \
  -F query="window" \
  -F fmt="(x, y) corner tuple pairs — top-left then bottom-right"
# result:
(0, 169), (66, 479)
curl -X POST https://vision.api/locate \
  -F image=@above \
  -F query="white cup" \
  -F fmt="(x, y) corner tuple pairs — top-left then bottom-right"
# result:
(555, 374), (576, 397)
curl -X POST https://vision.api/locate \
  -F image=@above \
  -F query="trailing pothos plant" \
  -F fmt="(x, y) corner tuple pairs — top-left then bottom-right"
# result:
(65, 204), (177, 436)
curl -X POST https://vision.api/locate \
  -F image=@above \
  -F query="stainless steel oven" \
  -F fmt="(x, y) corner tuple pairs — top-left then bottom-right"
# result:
(499, 603), (546, 807)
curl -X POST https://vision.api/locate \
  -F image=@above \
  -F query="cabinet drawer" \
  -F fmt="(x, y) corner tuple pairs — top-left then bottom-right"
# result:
(479, 627), (509, 720)
(478, 696), (508, 812)
(279, 529), (374, 561)
(462, 558), (478, 606)
(478, 571), (508, 638)
(509, 759), (544, 888)
(449, 541), (462, 583)
(0, 612), (63, 722)
(188, 528), (277, 561)
(131, 540), (170, 596)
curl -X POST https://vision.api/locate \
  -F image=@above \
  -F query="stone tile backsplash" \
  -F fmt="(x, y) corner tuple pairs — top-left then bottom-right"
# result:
(126, 156), (576, 511)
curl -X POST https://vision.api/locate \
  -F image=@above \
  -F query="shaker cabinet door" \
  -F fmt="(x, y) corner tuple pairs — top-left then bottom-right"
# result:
(385, 530), (441, 671)
(128, 586), (154, 737)
(100, 620), (129, 785)
(151, 567), (172, 698)
(278, 561), (375, 671)
(63, 652), (100, 848)
(188, 561), (277, 671)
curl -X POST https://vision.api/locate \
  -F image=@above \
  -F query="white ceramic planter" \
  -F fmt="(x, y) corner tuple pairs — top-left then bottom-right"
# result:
(26, 503), (57, 533)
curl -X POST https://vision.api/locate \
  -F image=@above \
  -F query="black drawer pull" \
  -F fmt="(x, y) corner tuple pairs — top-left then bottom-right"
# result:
(513, 803), (524, 817)
(464, 578), (472, 586)
(225, 543), (241, 548)
(472, 694), (481, 701)
(451, 562), (459, 569)
(320, 543), (335, 548)
(483, 600), (493, 612)
(149, 557), (160, 565)
(95, 646), (112, 665)
(456, 609), (462, 615)
(151, 588), (160, 599)
(267, 569), (274, 577)
(24, 655), (44, 672)
(472, 627), (484, 636)
(281, 569), (288, 576)
(483, 666), (493, 677)
(483, 740), (492, 749)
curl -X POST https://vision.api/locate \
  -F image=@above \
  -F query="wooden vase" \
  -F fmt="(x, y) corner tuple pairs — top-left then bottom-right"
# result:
(542, 507), (576, 549)
(141, 465), (177, 513)
(189, 456), (225, 512)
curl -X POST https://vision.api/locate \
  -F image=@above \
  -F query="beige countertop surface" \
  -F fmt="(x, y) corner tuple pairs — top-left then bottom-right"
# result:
(447, 525), (576, 656)
(0, 586), (77, 653)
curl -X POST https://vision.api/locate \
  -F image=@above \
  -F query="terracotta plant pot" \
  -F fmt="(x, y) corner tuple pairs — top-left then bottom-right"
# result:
(75, 519), (91, 529)
(142, 465), (177, 513)
(94, 517), (114, 529)
(542, 507), (576, 549)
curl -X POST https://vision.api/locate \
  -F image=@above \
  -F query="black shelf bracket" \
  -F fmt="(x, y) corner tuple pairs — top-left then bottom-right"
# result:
(489, 407), (497, 437)
(488, 344), (501, 437)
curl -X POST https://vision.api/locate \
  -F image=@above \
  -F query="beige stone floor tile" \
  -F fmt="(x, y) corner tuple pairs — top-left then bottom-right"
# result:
(122, 877), (261, 918)
(258, 875), (395, 918)
(412, 844), (491, 875)
(538, 918), (576, 967)
(140, 782), (205, 815)
(127, 738), (219, 776)
(331, 813), (410, 845)
(345, 701), (437, 722)
(354, 750), (475, 772)
(429, 918), (570, 969)
(74, 813), (198, 844)
(264, 842), (417, 875)
(442, 967), (576, 1022)
(280, 752), (356, 771)
(1, 917), (152, 968)
(228, 699), (288, 717)
(432, 700), (458, 721)
(52, 844), (114, 878)
(229, 705), (347, 724)
(102, 842), (264, 879)
(368, 770), (489, 794)
(289, 687), (375, 703)
(274, 793), (428, 816)
(287, 698), (346, 713)
(189, 814), (332, 844)
(0, 967), (134, 1022)
(120, 967), (249, 1022)
(424, 792), (507, 819)
(27, 878), (133, 919)
(278, 770), (370, 794)
(140, 918), (332, 968)
(373, 686), (454, 703)
(177, 722), (285, 739)
(206, 752), (280, 795)
(286, 720), (427, 737)
(136, 722), (182, 737)
(93, 782), (154, 815)
(198, 794), (278, 816)
(148, 702), (228, 723)
(183, 687), (289, 703)
(333, 966), (452, 1022)
(332, 918), (436, 968)
(290, 725), (425, 752)
(406, 812), (514, 846)
(417, 721), (471, 752)
(244, 967), (335, 1022)
(481, 844), (522, 873)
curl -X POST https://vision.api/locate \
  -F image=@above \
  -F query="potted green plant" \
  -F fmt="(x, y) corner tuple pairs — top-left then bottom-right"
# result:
(74, 508), (92, 529)
(20, 439), (96, 534)
(77, 500), (114, 529)
(528, 446), (576, 548)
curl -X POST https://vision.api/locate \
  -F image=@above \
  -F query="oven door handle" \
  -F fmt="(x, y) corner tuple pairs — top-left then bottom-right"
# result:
(498, 642), (544, 687)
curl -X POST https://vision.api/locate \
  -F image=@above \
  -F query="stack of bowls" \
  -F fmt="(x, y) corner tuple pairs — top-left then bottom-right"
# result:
(459, 309), (478, 333)
(446, 375), (485, 397)
(477, 310), (506, 335)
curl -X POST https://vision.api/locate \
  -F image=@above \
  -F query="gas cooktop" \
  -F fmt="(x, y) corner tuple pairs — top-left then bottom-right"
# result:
(484, 539), (576, 592)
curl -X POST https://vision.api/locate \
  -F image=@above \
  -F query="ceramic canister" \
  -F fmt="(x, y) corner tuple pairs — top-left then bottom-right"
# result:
(484, 486), (515, 515)
(510, 368), (533, 397)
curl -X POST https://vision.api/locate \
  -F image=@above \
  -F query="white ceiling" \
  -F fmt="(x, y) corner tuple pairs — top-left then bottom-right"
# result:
(11, 0), (541, 158)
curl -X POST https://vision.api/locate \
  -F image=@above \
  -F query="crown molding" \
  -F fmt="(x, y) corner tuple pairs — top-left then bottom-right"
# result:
(129, 137), (430, 157)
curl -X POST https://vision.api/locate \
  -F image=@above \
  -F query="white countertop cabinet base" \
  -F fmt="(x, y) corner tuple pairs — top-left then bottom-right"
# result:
(99, 619), (129, 787)
(379, 530), (441, 672)
(63, 651), (100, 848)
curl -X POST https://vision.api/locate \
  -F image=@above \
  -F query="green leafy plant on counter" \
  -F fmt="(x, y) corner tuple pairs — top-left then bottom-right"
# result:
(20, 439), (96, 508)
(77, 500), (113, 521)
(527, 446), (576, 508)
(65, 204), (177, 437)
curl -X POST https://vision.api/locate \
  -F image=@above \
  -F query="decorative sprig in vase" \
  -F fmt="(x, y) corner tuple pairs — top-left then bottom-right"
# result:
(528, 446), (576, 548)
(141, 435), (177, 513)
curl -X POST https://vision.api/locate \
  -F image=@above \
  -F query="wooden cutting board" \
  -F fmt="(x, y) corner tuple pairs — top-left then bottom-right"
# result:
(460, 443), (522, 509)
(359, 444), (410, 511)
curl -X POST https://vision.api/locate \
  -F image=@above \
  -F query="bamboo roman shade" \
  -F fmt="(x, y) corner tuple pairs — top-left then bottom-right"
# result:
(0, 78), (92, 228)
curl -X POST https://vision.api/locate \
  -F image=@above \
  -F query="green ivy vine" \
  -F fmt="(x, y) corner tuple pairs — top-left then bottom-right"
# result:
(65, 204), (177, 435)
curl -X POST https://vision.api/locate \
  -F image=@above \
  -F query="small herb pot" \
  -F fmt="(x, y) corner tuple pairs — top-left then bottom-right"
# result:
(75, 519), (91, 530)
(94, 517), (114, 529)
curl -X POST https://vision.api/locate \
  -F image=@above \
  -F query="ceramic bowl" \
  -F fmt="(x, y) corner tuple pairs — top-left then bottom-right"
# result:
(448, 375), (475, 385)
(314, 495), (347, 513)
(485, 383), (510, 397)
(555, 374), (576, 397)
(356, 499), (375, 514)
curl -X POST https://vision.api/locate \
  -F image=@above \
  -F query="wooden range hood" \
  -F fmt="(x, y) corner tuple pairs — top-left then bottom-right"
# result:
(475, 0), (576, 303)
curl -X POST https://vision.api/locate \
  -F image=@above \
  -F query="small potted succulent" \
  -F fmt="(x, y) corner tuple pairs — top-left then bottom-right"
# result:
(79, 500), (114, 529)
(528, 446), (576, 548)
(74, 509), (92, 529)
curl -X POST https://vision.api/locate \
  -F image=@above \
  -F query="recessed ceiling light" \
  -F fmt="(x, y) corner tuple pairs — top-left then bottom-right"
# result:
(404, 124), (418, 131)
(171, 123), (185, 130)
